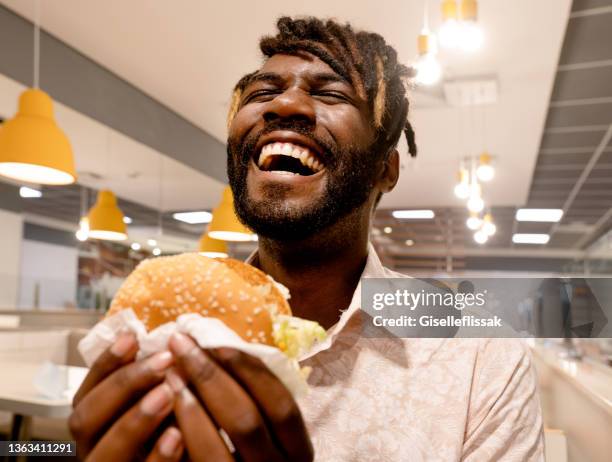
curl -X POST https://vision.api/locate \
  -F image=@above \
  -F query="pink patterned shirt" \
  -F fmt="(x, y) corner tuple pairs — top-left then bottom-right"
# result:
(248, 245), (544, 461)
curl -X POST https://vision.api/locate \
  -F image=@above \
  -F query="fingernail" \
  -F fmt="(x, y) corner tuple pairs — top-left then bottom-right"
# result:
(166, 369), (185, 394)
(146, 351), (174, 372)
(110, 332), (136, 357)
(159, 427), (182, 457)
(169, 332), (195, 356)
(141, 383), (173, 415)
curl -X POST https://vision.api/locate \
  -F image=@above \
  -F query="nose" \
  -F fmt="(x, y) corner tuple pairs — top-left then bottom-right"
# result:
(263, 87), (316, 126)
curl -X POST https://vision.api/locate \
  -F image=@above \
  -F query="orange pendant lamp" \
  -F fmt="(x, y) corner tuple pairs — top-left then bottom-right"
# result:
(87, 190), (127, 241)
(198, 233), (228, 258)
(0, 89), (76, 185)
(207, 186), (254, 241)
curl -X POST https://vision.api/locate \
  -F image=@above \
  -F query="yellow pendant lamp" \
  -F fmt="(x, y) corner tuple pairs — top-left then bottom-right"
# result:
(0, 89), (76, 185)
(207, 186), (254, 241)
(198, 233), (228, 258)
(87, 190), (127, 241)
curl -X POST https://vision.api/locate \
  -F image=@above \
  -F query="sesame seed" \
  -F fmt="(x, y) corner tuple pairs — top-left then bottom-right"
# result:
(246, 329), (253, 337)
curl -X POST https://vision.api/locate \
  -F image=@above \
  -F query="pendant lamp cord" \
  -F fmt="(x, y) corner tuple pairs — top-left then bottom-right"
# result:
(158, 155), (164, 237)
(33, 0), (41, 88)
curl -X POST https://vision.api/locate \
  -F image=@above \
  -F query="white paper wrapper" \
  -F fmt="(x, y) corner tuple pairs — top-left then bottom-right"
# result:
(78, 309), (309, 398)
(33, 361), (88, 400)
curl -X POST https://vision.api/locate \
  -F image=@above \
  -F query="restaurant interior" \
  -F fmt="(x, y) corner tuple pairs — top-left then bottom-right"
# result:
(0, 0), (610, 460)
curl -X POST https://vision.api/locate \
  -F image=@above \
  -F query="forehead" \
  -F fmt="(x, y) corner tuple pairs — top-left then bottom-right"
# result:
(256, 53), (343, 82)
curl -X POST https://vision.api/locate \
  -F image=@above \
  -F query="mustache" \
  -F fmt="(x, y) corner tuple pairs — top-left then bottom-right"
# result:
(232, 120), (337, 168)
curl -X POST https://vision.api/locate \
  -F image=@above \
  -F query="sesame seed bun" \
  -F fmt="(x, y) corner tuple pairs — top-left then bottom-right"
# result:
(107, 253), (291, 346)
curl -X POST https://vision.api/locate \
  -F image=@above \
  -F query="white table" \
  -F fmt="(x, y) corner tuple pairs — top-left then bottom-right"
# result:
(0, 361), (87, 441)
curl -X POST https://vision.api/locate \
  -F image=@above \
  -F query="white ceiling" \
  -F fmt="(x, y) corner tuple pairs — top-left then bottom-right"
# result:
(0, 0), (572, 210)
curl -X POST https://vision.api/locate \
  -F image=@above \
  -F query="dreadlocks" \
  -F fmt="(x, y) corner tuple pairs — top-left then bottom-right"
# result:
(227, 16), (417, 158)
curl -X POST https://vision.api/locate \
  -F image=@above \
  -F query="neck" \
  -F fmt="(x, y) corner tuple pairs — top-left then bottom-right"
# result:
(254, 208), (371, 329)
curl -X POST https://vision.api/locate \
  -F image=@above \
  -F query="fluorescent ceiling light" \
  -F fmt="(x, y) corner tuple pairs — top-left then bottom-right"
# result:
(392, 210), (435, 219)
(516, 209), (563, 222)
(147, 239), (157, 247)
(512, 233), (550, 244)
(131, 242), (141, 251)
(173, 211), (213, 224)
(123, 216), (133, 224)
(19, 186), (42, 198)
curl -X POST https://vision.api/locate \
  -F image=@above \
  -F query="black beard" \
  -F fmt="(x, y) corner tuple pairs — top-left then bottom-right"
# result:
(227, 121), (381, 241)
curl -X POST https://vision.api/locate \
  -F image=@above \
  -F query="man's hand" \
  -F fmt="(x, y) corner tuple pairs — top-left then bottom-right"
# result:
(69, 332), (184, 461)
(167, 332), (314, 462)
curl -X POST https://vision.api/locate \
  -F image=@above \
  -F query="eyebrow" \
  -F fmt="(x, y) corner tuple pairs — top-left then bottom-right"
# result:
(247, 71), (350, 88)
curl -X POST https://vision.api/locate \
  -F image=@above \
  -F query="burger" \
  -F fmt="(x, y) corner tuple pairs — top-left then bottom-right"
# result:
(107, 252), (326, 360)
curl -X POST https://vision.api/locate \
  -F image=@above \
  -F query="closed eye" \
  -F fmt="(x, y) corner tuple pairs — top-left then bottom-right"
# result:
(244, 89), (281, 104)
(310, 90), (350, 103)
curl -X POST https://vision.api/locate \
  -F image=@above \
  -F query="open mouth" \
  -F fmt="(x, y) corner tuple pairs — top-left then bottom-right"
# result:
(255, 142), (324, 176)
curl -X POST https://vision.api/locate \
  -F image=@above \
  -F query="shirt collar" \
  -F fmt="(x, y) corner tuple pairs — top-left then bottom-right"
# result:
(245, 242), (387, 359)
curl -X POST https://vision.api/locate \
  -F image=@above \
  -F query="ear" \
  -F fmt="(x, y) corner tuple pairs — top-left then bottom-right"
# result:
(378, 149), (400, 193)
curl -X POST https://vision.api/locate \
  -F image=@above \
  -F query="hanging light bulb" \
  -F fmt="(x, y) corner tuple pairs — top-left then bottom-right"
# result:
(87, 190), (128, 241)
(439, 0), (461, 49)
(75, 216), (89, 242)
(474, 229), (488, 244)
(208, 186), (254, 241)
(199, 233), (228, 259)
(467, 182), (484, 213)
(482, 212), (496, 236)
(453, 166), (470, 199)
(467, 195), (484, 213)
(415, 32), (442, 86)
(458, 0), (483, 52)
(466, 211), (482, 230)
(476, 152), (494, 181)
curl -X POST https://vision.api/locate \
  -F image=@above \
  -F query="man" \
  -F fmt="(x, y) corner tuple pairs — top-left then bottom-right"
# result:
(70, 17), (544, 461)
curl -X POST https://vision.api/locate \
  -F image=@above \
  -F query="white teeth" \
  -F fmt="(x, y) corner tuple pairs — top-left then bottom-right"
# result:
(257, 142), (324, 172)
(281, 143), (292, 155)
